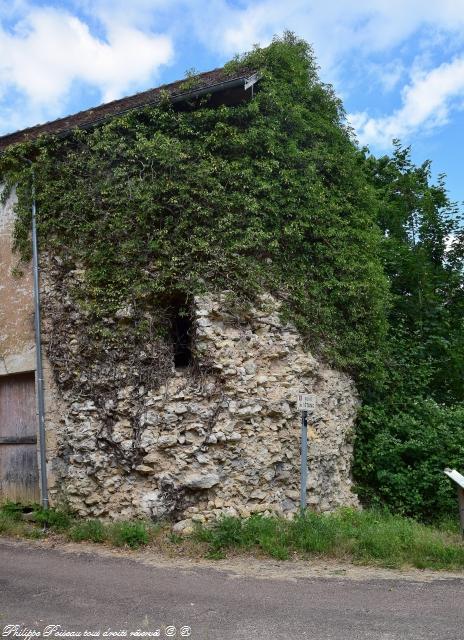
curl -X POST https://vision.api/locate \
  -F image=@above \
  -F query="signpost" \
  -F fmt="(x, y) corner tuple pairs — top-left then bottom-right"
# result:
(443, 468), (464, 538)
(297, 393), (316, 511)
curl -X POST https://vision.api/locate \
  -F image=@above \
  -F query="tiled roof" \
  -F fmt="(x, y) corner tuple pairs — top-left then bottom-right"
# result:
(0, 66), (257, 151)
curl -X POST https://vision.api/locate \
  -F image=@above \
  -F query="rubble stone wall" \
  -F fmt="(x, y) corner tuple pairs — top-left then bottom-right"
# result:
(46, 288), (360, 525)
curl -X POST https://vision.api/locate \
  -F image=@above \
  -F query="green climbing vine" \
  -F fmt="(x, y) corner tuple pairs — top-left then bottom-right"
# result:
(0, 33), (388, 380)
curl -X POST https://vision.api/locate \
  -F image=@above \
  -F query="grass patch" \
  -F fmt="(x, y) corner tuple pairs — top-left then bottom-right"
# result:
(1, 500), (462, 570)
(0, 501), (158, 550)
(33, 507), (72, 530)
(194, 509), (464, 570)
(69, 519), (106, 543)
(0, 500), (28, 520)
(0, 512), (25, 536)
(69, 519), (159, 547)
(22, 526), (46, 539)
(106, 521), (149, 548)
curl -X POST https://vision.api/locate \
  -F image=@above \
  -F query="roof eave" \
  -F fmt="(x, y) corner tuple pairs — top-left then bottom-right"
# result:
(0, 71), (262, 152)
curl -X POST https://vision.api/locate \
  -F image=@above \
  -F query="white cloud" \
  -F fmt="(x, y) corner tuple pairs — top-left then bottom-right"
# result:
(185, 0), (464, 71)
(77, 0), (464, 72)
(3, 0), (464, 145)
(366, 60), (406, 93)
(350, 56), (464, 148)
(0, 6), (173, 133)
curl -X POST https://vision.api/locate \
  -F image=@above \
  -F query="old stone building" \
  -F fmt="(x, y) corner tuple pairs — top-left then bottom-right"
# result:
(0, 67), (360, 526)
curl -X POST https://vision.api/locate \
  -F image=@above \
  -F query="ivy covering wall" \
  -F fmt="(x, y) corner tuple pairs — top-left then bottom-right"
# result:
(0, 33), (388, 379)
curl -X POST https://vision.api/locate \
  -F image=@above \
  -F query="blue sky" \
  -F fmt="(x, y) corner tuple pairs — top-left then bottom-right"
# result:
(1, 0), (464, 206)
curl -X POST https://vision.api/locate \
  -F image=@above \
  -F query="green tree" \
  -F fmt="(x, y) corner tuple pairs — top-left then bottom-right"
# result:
(375, 143), (464, 402)
(354, 143), (464, 520)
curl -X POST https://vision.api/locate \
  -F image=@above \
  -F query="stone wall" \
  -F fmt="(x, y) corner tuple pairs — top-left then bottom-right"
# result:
(1, 188), (360, 521)
(44, 278), (360, 524)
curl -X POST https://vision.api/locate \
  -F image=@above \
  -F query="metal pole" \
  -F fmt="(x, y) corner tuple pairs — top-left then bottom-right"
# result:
(24, 159), (49, 508)
(300, 410), (308, 511)
(458, 488), (464, 539)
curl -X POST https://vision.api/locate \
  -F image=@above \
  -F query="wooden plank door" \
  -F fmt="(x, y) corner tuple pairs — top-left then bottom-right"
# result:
(0, 372), (39, 503)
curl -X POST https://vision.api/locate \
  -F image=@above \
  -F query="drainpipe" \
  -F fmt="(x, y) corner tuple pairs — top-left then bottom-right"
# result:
(22, 158), (49, 509)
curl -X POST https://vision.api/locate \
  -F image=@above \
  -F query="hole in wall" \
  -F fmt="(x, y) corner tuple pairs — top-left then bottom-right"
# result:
(170, 296), (193, 369)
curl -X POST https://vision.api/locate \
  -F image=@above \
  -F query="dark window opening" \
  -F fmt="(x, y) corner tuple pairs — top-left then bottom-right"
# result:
(171, 301), (193, 369)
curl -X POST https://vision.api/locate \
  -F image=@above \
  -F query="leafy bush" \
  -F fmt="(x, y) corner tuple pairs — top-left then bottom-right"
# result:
(354, 400), (464, 521)
(353, 144), (464, 519)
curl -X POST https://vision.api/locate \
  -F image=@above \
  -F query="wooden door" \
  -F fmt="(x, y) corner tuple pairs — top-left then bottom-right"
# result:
(0, 372), (39, 503)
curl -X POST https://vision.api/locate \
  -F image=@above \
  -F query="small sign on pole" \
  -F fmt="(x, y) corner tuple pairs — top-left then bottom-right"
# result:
(444, 468), (464, 538)
(297, 393), (316, 412)
(297, 393), (316, 511)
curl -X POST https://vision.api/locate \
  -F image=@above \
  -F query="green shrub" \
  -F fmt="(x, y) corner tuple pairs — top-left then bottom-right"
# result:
(107, 522), (148, 548)
(69, 519), (106, 543)
(354, 400), (464, 521)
